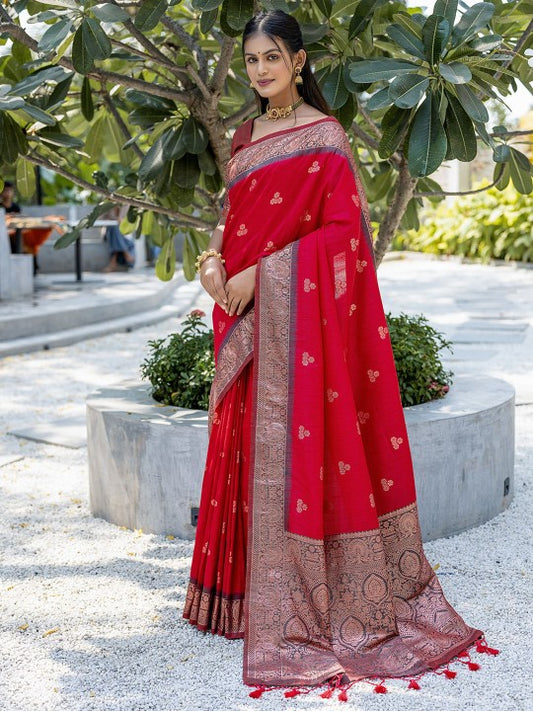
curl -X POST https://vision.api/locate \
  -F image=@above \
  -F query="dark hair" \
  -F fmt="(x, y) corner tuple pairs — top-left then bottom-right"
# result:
(242, 10), (331, 117)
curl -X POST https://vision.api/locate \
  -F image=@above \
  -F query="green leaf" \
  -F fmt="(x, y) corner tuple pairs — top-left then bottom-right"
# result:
(139, 136), (166, 182)
(438, 61), (472, 84)
(509, 148), (532, 194)
(92, 3), (129, 22)
(408, 93), (447, 177)
(335, 92), (357, 130)
(38, 128), (84, 148)
(225, 0), (254, 31)
(0, 97), (25, 111)
(192, 0), (223, 10)
(72, 23), (94, 74)
(366, 86), (391, 111)
(378, 105), (410, 158)
(85, 114), (106, 160)
(509, 146), (531, 173)
(129, 106), (174, 129)
(454, 84), (489, 123)
(156, 238), (176, 281)
(53, 228), (81, 250)
(19, 103), (56, 125)
(321, 64), (349, 110)
(433, 0), (458, 27)
(348, 0), (379, 40)
(451, 2), (495, 46)
(73, 18), (113, 74)
(389, 73), (429, 109)
(199, 8), (218, 34)
(494, 161), (509, 190)
(443, 93), (477, 161)
(0, 111), (28, 163)
(422, 15), (450, 65)
(173, 153), (200, 189)
(38, 19), (71, 53)
(386, 23), (426, 61)
(134, 0), (168, 31)
(81, 76), (94, 121)
(16, 159), (36, 199)
(198, 148), (217, 176)
(349, 58), (419, 83)
(9, 66), (71, 95)
(393, 12), (423, 40)
(182, 234), (197, 281)
(182, 117), (209, 154)
(492, 144), (510, 163)
(469, 34), (502, 52)
(315, 0), (333, 18)
(162, 125), (187, 160)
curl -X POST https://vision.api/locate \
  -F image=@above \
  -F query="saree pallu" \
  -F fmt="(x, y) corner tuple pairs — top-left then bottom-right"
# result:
(184, 116), (482, 687)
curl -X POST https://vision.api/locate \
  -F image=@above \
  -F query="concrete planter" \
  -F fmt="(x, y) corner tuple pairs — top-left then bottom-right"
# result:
(86, 373), (514, 542)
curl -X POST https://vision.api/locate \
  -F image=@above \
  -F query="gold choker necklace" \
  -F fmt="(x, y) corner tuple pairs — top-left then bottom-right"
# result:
(266, 96), (304, 120)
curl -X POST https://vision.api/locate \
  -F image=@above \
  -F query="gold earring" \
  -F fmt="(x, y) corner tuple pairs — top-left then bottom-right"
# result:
(295, 66), (303, 85)
(249, 80), (254, 88)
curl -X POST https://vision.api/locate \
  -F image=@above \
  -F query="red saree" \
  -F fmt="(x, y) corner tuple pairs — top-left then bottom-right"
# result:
(183, 115), (485, 690)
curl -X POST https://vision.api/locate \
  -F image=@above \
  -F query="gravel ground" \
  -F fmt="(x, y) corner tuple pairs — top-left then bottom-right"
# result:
(0, 258), (532, 711)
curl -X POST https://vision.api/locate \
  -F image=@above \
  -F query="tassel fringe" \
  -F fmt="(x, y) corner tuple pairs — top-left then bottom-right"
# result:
(246, 635), (498, 701)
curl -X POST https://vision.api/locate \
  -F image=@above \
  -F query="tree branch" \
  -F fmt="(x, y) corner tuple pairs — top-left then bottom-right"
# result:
(414, 167), (505, 198)
(211, 35), (236, 96)
(185, 63), (211, 102)
(160, 15), (208, 81)
(0, 21), (191, 104)
(25, 150), (214, 230)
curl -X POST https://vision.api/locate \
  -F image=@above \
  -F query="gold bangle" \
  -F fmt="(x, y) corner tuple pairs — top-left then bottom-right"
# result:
(195, 249), (225, 273)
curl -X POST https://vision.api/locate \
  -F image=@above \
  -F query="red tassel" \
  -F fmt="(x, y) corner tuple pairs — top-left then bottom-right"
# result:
(338, 689), (349, 701)
(486, 647), (500, 656)
(408, 679), (421, 690)
(249, 688), (264, 699)
(444, 669), (457, 679)
(284, 689), (301, 698)
(374, 684), (387, 694)
(458, 650), (469, 658)
(320, 688), (334, 699)
(468, 662), (481, 671)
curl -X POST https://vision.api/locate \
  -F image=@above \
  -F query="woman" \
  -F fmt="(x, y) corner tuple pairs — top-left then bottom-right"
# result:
(184, 9), (493, 696)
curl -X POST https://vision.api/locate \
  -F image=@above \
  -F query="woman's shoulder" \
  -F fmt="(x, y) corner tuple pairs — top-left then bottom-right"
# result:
(230, 118), (254, 155)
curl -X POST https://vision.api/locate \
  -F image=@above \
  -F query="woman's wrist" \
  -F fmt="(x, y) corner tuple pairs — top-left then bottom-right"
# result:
(195, 249), (225, 273)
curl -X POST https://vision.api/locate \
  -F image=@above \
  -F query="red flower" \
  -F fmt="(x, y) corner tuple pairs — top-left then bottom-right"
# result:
(190, 309), (206, 318)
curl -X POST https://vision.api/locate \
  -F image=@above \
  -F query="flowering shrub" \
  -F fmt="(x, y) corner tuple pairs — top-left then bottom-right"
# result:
(140, 311), (214, 411)
(141, 311), (453, 410)
(386, 312), (453, 407)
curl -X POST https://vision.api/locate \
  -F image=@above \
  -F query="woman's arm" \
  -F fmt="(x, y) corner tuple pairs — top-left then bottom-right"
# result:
(199, 219), (228, 311)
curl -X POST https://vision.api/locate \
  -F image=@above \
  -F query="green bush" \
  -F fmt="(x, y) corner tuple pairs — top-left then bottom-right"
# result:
(394, 182), (533, 262)
(140, 311), (215, 411)
(141, 311), (453, 410)
(386, 313), (453, 407)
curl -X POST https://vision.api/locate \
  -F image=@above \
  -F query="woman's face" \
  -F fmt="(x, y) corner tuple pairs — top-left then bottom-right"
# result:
(244, 32), (302, 103)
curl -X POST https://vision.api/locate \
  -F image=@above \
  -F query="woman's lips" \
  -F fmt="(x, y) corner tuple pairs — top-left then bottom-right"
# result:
(257, 79), (273, 86)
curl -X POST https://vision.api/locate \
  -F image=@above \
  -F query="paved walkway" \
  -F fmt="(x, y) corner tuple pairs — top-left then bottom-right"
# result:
(0, 255), (531, 710)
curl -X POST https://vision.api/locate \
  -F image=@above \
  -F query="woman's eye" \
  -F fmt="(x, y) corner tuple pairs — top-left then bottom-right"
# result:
(268, 54), (279, 60)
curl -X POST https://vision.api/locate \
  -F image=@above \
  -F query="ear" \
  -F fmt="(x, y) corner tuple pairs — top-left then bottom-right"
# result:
(295, 49), (306, 69)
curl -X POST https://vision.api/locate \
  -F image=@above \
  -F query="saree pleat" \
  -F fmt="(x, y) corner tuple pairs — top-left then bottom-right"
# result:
(183, 362), (253, 639)
(183, 115), (486, 688)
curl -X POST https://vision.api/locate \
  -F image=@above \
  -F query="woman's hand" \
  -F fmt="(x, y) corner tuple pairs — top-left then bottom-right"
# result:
(200, 257), (228, 311)
(225, 264), (257, 317)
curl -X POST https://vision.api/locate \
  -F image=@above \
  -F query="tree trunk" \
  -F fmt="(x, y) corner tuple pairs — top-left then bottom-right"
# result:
(374, 158), (417, 267)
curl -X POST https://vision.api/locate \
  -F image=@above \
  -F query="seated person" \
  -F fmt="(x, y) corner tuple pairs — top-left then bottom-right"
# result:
(0, 181), (21, 215)
(103, 205), (136, 272)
